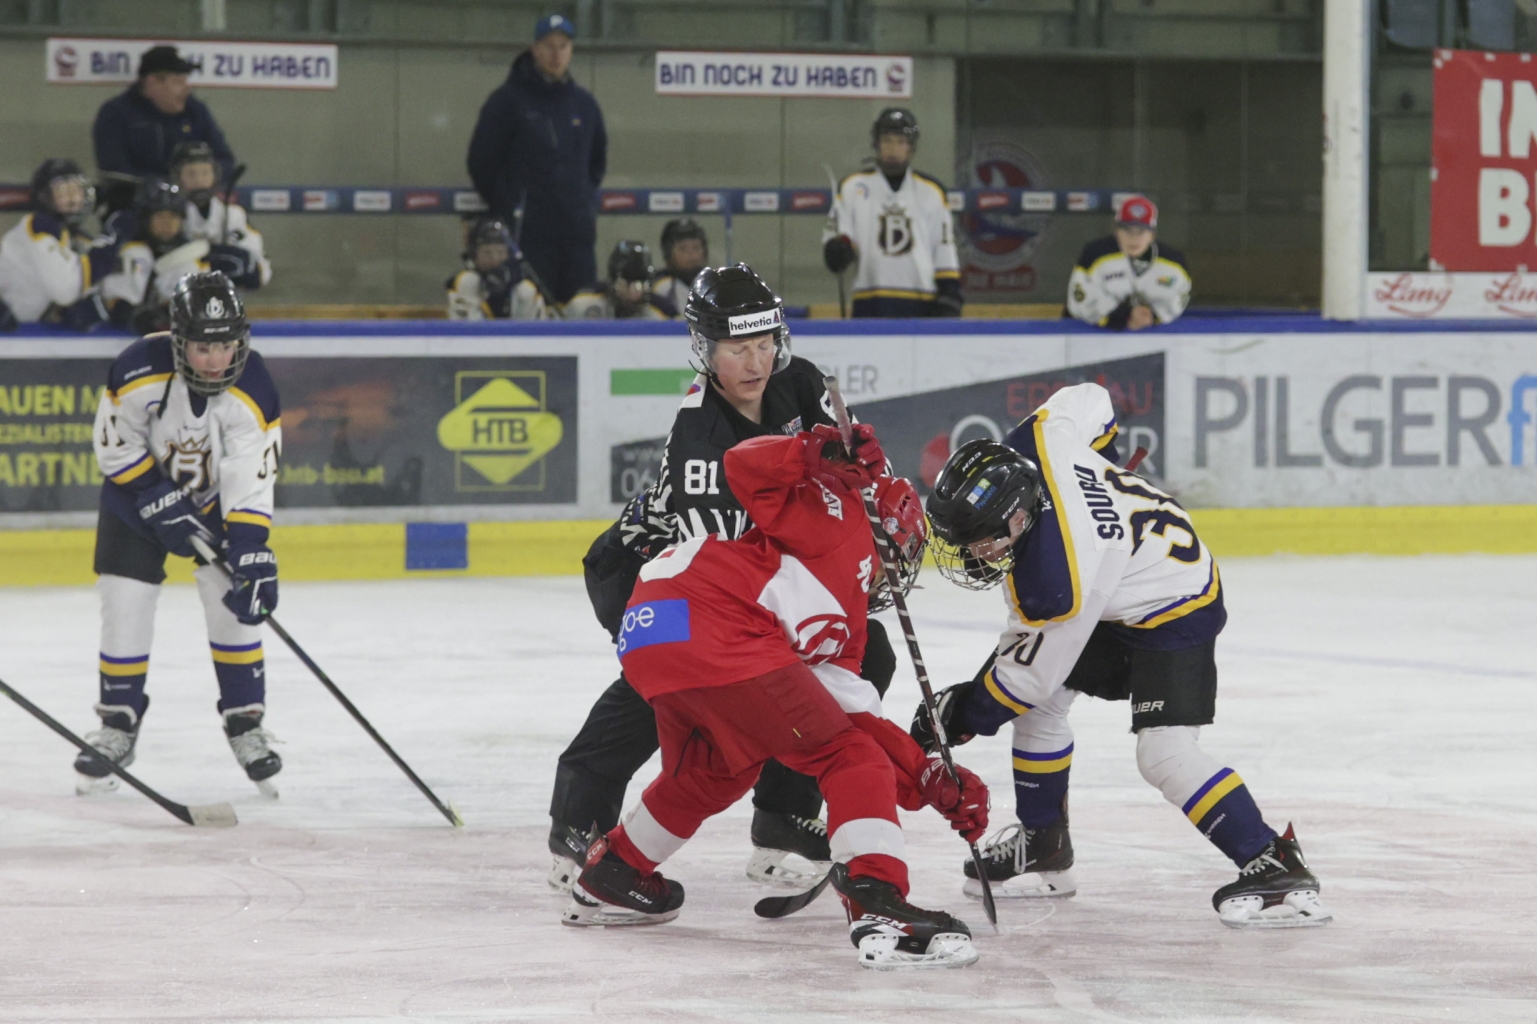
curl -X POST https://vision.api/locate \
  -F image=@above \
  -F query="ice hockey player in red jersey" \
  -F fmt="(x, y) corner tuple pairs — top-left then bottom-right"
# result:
(562, 423), (989, 970)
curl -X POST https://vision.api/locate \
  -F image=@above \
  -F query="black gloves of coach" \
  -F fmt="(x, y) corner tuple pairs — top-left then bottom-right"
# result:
(910, 681), (977, 753)
(223, 540), (279, 625)
(823, 235), (857, 275)
(135, 479), (209, 559)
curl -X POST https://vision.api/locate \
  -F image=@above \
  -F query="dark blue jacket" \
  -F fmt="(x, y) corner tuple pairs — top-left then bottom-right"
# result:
(467, 51), (607, 246)
(92, 86), (236, 179)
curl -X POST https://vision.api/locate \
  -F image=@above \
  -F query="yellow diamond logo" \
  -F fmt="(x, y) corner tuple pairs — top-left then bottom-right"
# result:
(437, 375), (563, 487)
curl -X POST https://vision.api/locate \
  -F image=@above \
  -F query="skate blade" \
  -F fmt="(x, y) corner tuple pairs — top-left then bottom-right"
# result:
(254, 778), (279, 800)
(547, 855), (580, 896)
(965, 869), (1076, 900)
(75, 772), (119, 795)
(745, 847), (832, 889)
(857, 932), (979, 971)
(1218, 890), (1333, 929)
(560, 891), (679, 928)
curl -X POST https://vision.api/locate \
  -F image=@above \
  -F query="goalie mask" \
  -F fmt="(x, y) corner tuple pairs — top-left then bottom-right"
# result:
(925, 439), (1042, 590)
(684, 263), (791, 376)
(867, 476), (929, 613)
(170, 272), (251, 397)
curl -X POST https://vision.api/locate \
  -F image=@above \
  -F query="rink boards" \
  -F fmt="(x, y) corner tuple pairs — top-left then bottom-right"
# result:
(2, 316), (1535, 584)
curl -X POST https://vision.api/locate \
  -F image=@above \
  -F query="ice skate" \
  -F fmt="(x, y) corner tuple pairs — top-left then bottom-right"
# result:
(1213, 824), (1331, 929)
(223, 704), (282, 798)
(745, 809), (833, 888)
(963, 812), (1077, 900)
(562, 836), (684, 927)
(547, 822), (593, 895)
(74, 701), (146, 795)
(829, 864), (978, 970)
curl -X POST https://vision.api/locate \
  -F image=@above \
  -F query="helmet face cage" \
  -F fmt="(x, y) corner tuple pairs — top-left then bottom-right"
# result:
(930, 529), (1016, 591)
(171, 274), (251, 397)
(867, 477), (930, 612)
(608, 240), (654, 285)
(925, 440), (1041, 590)
(660, 218), (708, 267)
(169, 142), (219, 205)
(33, 160), (95, 227)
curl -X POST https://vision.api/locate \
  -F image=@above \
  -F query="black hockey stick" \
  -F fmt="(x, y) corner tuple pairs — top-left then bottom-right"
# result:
(823, 376), (999, 931)
(219, 163), (247, 246)
(189, 537), (463, 827)
(0, 676), (237, 827)
(754, 869), (836, 919)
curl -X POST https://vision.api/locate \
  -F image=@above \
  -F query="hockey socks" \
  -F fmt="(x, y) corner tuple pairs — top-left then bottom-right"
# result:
(210, 641), (266, 711)
(1136, 726), (1276, 867)
(1013, 742), (1071, 828)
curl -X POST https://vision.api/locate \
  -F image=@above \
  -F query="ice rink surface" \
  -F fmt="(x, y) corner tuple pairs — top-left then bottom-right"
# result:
(2, 554), (1535, 1023)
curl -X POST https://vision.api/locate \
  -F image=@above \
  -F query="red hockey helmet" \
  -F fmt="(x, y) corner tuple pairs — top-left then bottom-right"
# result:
(868, 475), (929, 613)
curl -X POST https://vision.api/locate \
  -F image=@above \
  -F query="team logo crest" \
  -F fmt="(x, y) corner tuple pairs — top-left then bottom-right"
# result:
(163, 435), (213, 493)
(204, 296), (225, 318)
(791, 614), (853, 662)
(879, 204), (913, 256)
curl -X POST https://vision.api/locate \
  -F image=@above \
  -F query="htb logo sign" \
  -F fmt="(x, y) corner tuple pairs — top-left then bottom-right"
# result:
(436, 371), (563, 491)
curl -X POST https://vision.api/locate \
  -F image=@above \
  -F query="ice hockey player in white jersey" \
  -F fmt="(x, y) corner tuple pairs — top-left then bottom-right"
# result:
(446, 216), (551, 320)
(169, 142), (272, 291)
(91, 180), (209, 336)
(650, 218), (707, 317)
(1065, 195), (1190, 330)
(918, 383), (1331, 930)
(563, 240), (669, 320)
(77, 271), (285, 798)
(0, 159), (118, 330)
(822, 108), (961, 318)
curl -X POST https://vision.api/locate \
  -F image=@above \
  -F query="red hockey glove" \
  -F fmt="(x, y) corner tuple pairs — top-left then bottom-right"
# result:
(918, 757), (989, 844)
(807, 422), (885, 490)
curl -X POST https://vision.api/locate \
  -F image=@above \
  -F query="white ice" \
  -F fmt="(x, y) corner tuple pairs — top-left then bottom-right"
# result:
(2, 554), (1535, 1023)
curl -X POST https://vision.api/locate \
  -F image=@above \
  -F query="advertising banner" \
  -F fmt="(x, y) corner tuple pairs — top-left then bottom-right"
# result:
(1431, 48), (1537, 270)
(46, 37), (339, 89)
(655, 51), (912, 99)
(0, 359), (113, 514)
(1364, 270), (1537, 318)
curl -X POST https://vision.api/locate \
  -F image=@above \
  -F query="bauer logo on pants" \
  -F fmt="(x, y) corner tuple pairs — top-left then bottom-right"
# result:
(616, 599), (691, 657)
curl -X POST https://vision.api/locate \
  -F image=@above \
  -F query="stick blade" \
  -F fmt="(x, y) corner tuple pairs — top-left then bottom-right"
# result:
(753, 871), (834, 919)
(186, 802), (239, 828)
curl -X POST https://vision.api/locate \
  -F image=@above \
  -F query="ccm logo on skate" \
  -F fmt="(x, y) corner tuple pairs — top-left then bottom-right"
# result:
(616, 599), (691, 657)
(1133, 700), (1165, 713)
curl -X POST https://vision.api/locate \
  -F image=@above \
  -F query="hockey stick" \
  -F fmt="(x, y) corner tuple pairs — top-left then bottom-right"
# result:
(189, 537), (463, 827)
(0, 676), (237, 828)
(220, 164), (247, 246)
(823, 377), (999, 931)
(754, 869), (836, 919)
(1124, 446), (1149, 473)
(823, 164), (849, 319)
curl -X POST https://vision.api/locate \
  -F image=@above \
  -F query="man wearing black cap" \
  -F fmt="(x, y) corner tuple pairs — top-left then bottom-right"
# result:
(467, 14), (607, 305)
(92, 45), (236, 211)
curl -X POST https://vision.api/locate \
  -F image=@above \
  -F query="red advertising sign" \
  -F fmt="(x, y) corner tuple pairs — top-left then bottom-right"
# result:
(1431, 49), (1537, 270)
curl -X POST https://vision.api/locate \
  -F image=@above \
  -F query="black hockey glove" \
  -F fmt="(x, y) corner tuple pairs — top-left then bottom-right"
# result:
(135, 479), (210, 559)
(0, 297), (17, 333)
(910, 681), (977, 754)
(61, 293), (110, 333)
(823, 235), (857, 274)
(223, 540), (279, 624)
(932, 278), (963, 318)
(207, 243), (262, 289)
(130, 302), (170, 337)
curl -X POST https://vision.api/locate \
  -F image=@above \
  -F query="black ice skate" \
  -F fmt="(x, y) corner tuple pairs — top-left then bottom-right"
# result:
(1212, 823), (1332, 929)
(562, 836), (685, 927)
(745, 809), (833, 888)
(74, 700), (147, 795)
(223, 704), (282, 799)
(829, 864), (978, 970)
(963, 805), (1077, 900)
(547, 822), (594, 895)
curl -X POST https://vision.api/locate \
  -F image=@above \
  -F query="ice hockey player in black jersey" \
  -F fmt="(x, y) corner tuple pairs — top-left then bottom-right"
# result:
(77, 272), (284, 799)
(547, 263), (900, 895)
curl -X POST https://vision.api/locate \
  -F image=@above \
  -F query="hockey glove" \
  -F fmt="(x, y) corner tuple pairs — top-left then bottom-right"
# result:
(909, 681), (977, 753)
(135, 479), (211, 559)
(932, 278), (964, 318)
(207, 244), (262, 289)
(823, 235), (857, 275)
(222, 540), (279, 624)
(807, 422), (885, 490)
(918, 758), (990, 844)
(61, 293), (110, 332)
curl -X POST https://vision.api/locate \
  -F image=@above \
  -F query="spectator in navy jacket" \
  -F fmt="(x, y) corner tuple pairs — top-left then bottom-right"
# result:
(467, 14), (607, 304)
(92, 46), (236, 212)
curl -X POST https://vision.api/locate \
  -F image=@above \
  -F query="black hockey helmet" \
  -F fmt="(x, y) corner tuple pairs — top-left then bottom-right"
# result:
(683, 263), (791, 375)
(465, 216), (515, 260)
(170, 272), (251, 396)
(31, 158), (94, 227)
(871, 107), (920, 148)
(925, 439), (1043, 590)
(607, 240), (654, 285)
(168, 141), (219, 205)
(135, 179), (185, 218)
(660, 218), (708, 267)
